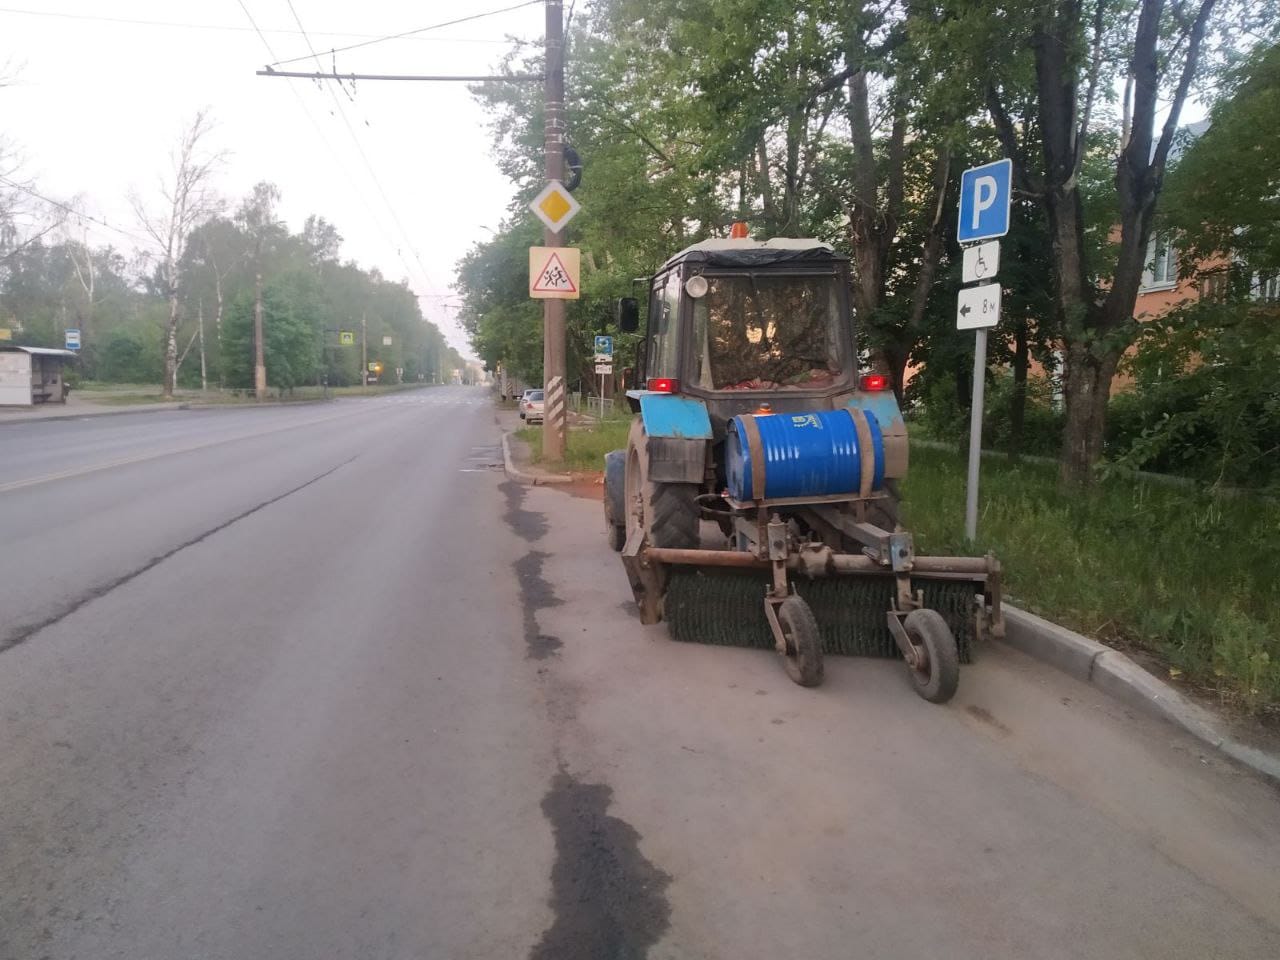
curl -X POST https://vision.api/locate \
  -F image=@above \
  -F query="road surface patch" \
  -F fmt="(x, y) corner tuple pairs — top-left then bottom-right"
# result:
(529, 769), (672, 960)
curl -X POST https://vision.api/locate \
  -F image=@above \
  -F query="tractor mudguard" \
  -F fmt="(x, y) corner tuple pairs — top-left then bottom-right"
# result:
(845, 390), (908, 480)
(603, 449), (626, 526)
(634, 392), (713, 484)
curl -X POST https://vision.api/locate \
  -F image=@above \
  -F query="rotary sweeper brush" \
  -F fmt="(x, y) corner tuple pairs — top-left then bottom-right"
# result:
(601, 234), (1003, 702)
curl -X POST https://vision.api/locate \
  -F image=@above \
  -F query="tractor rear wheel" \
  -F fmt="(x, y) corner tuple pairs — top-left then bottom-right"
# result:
(865, 478), (901, 531)
(625, 419), (700, 549)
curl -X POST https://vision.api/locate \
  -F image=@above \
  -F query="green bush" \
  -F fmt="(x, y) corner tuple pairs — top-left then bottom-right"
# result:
(908, 368), (1063, 458)
(981, 371), (1064, 458)
(98, 333), (162, 384)
(902, 443), (1280, 715)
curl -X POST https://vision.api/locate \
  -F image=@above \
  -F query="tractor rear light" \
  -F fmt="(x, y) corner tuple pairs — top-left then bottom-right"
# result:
(860, 374), (888, 392)
(647, 378), (680, 393)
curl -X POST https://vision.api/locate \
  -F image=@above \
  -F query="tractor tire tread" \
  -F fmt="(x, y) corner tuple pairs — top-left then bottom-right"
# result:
(648, 481), (700, 549)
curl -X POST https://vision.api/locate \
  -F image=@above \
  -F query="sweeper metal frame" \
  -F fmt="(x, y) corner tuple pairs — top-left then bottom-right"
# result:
(621, 487), (1004, 701)
(603, 235), (1004, 702)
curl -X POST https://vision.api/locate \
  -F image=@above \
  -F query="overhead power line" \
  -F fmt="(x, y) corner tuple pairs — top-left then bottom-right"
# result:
(0, 175), (152, 246)
(258, 69), (541, 82)
(0, 6), (510, 44)
(267, 0), (542, 68)
(280, 1), (448, 299)
(235, 1), (427, 297)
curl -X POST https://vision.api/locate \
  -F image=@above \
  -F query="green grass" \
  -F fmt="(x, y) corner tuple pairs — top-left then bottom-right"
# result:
(518, 417), (632, 472)
(902, 443), (1280, 715)
(75, 382), (438, 405)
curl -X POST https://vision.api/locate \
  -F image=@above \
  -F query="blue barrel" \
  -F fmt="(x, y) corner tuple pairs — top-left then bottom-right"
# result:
(725, 409), (885, 501)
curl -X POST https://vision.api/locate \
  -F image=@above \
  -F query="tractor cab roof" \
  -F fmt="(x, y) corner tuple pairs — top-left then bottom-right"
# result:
(659, 237), (848, 272)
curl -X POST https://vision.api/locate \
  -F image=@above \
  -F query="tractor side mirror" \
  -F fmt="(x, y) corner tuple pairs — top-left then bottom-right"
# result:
(616, 297), (640, 333)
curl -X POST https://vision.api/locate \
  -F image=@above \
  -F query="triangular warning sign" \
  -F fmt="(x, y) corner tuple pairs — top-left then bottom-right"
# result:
(528, 247), (581, 300)
(532, 252), (577, 293)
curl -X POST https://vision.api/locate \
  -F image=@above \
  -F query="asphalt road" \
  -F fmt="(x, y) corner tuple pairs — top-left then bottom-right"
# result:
(2, 387), (1278, 960)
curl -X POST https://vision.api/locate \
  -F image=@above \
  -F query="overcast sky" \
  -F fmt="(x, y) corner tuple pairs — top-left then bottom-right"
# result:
(2, 1), (546, 355)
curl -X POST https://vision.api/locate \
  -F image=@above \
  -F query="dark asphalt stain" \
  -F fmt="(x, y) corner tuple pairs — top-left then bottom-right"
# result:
(618, 600), (640, 620)
(965, 704), (1012, 735)
(530, 770), (672, 960)
(0, 456), (357, 654)
(502, 479), (547, 542)
(515, 551), (563, 660)
(503, 481), (562, 659)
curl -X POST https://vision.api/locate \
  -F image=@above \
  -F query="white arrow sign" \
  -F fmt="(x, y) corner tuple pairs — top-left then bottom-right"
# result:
(956, 283), (1001, 330)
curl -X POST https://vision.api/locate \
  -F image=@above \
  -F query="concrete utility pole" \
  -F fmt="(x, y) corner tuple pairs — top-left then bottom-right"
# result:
(197, 299), (207, 393)
(361, 313), (368, 390)
(253, 267), (267, 401)
(541, 0), (567, 461)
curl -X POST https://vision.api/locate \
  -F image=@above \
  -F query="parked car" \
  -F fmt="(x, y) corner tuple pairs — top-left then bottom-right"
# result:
(521, 389), (545, 424)
(518, 388), (536, 419)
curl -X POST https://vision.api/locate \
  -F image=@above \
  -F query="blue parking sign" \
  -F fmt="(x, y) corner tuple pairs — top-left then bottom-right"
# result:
(957, 158), (1012, 243)
(593, 335), (613, 357)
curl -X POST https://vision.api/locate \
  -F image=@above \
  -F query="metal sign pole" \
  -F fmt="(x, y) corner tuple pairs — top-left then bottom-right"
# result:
(956, 158), (1011, 544)
(964, 328), (988, 542)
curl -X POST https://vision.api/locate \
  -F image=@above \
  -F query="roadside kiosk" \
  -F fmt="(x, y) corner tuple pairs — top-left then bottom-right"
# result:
(0, 345), (77, 406)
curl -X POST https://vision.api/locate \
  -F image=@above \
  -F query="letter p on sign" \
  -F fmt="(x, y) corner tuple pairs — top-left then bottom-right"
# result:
(971, 176), (997, 229)
(958, 158), (1012, 243)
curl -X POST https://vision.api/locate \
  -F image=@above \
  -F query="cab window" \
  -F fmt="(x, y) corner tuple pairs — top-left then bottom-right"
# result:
(646, 271), (683, 379)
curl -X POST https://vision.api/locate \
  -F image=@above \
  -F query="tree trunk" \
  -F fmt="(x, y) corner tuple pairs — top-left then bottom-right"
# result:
(885, 345), (910, 408)
(896, 143), (953, 404)
(163, 289), (179, 398)
(1058, 344), (1118, 485)
(755, 137), (777, 232)
(1009, 318), (1028, 461)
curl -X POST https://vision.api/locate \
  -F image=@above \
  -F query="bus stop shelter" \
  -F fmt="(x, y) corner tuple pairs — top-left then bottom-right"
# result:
(0, 346), (77, 406)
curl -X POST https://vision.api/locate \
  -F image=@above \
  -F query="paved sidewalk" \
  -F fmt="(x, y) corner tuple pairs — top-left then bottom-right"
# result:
(0, 395), (184, 423)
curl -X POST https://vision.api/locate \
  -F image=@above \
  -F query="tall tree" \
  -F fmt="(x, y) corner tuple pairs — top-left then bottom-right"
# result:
(972, 0), (1269, 485)
(130, 110), (221, 398)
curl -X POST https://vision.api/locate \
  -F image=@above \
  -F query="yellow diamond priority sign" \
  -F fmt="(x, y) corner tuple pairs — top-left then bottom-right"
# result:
(529, 181), (581, 233)
(529, 246), (580, 300)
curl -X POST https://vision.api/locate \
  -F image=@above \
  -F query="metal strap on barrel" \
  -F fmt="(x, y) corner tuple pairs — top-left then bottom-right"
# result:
(738, 414), (768, 500)
(846, 407), (875, 498)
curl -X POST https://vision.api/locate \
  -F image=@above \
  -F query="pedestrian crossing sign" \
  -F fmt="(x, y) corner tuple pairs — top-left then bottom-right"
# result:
(529, 246), (580, 300)
(339, 331), (354, 345)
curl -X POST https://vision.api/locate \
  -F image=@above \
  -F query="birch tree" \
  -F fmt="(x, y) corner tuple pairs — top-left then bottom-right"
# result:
(130, 110), (222, 398)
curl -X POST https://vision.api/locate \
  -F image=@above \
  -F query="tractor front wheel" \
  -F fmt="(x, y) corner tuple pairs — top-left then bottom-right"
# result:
(777, 595), (824, 687)
(904, 608), (959, 703)
(625, 419), (700, 549)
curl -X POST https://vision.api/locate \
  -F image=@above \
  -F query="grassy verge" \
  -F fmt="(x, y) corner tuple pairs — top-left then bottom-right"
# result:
(517, 417), (632, 472)
(902, 443), (1280, 716)
(75, 382), (437, 405)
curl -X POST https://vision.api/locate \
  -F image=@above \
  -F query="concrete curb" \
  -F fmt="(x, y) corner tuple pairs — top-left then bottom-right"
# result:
(1003, 605), (1280, 782)
(0, 396), (338, 426)
(501, 432), (573, 486)
(0, 403), (186, 425)
(178, 398), (330, 411)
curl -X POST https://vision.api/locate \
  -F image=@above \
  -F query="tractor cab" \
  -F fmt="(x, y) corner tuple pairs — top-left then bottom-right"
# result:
(625, 238), (865, 435)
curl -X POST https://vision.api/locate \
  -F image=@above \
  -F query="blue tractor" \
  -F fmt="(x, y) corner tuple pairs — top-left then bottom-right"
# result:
(602, 236), (1003, 700)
